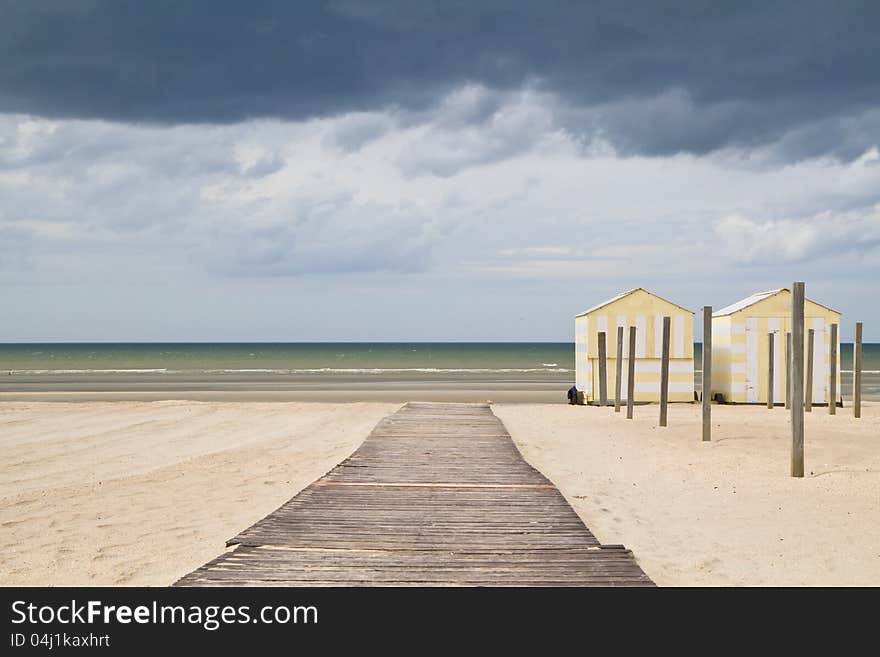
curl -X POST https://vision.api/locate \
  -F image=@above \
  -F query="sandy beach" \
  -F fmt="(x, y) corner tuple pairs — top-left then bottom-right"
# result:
(497, 402), (880, 586)
(0, 401), (399, 586)
(1, 400), (877, 586)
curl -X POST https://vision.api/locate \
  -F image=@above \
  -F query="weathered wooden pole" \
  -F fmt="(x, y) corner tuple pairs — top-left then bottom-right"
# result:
(805, 328), (814, 412)
(702, 306), (712, 441)
(767, 332), (775, 409)
(598, 331), (608, 407)
(829, 323), (838, 415)
(853, 322), (862, 419)
(785, 332), (792, 410)
(614, 326), (623, 413)
(626, 326), (636, 419)
(659, 316), (670, 427)
(791, 282), (805, 478)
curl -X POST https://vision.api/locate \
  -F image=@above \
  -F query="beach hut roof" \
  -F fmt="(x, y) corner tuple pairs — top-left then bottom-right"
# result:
(575, 288), (693, 318)
(713, 288), (839, 317)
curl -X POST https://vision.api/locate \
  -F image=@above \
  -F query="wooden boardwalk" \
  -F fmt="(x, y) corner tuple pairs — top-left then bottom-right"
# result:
(175, 402), (653, 586)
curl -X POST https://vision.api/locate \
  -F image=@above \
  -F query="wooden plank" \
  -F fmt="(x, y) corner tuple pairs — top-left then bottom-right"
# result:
(854, 321), (862, 419)
(702, 306), (712, 441)
(785, 331), (792, 410)
(829, 323), (838, 415)
(626, 326), (636, 419)
(174, 545), (653, 587)
(659, 316), (670, 427)
(615, 326), (624, 413)
(313, 482), (557, 489)
(805, 328), (814, 412)
(791, 282), (805, 478)
(175, 402), (652, 587)
(767, 332), (775, 409)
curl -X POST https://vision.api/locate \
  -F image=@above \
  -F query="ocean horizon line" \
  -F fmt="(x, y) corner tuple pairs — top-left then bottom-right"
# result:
(3, 340), (575, 345)
(0, 340), (875, 345)
(4, 368), (876, 375)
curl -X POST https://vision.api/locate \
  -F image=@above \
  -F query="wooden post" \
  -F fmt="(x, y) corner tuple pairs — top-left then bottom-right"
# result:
(598, 331), (608, 407)
(829, 323), (837, 415)
(805, 328), (814, 412)
(767, 332), (775, 409)
(614, 326), (623, 413)
(702, 306), (712, 441)
(854, 322), (862, 419)
(659, 316), (670, 427)
(626, 326), (636, 419)
(785, 332), (792, 410)
(791, 282), (805, 478)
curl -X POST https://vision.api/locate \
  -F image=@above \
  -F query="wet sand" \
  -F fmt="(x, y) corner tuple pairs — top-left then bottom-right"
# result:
(0, 370), (875, 403)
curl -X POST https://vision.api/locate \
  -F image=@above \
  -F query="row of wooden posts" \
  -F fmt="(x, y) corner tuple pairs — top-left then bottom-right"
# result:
(595, 320), (671, 422)
(770, 322), (861, 415)
(594, 283), (864, 478)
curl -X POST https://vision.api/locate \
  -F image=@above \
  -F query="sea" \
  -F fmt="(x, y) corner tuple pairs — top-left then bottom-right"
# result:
(0, 343), (877, 402)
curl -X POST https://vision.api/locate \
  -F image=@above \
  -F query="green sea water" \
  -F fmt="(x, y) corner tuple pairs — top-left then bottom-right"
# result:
(0, 343), (876, 374)
(0, 343), (877, 402)
(0, 343), (576, 375)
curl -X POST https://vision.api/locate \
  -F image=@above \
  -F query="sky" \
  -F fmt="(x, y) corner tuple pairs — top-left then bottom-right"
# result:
(1, 1), (878, 342)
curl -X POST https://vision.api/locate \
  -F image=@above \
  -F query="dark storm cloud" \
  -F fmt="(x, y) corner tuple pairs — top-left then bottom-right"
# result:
(0, 0), (878, 157)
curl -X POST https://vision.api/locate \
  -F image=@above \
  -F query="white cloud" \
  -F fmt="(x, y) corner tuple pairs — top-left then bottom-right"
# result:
(715, 215), (820, 263)
(2, 84), (880, 339)
(715, 205), (880, 266)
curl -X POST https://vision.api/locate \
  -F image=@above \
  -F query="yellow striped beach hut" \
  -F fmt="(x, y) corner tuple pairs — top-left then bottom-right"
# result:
(711, 288), (841, 404)
(574, 288), (695, 403)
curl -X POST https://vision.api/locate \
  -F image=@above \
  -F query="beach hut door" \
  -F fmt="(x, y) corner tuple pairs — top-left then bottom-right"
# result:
(745, 318), (759, 402)
(745, 318), (784, 403)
